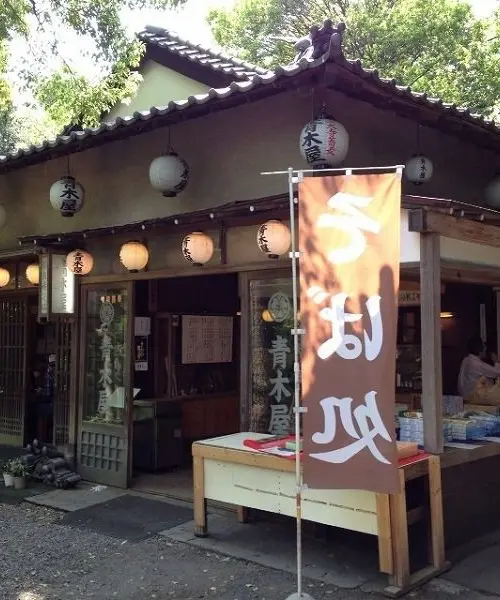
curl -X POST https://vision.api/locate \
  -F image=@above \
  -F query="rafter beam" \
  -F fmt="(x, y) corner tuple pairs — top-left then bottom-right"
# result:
(408, 208), (500, 248)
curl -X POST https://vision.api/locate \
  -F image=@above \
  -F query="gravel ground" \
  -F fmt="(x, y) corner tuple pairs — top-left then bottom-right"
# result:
(0, 503), (495, 600)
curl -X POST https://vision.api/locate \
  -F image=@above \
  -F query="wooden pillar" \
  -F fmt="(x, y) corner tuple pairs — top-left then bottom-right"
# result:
(420, 233), (443, 454)
(494, 287), (500, 358)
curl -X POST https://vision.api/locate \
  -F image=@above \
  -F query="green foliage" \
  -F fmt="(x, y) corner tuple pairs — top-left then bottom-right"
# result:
(0, 39), (18, 154)
(208, 0), (500, 117)
(0, 0), (187, 147)
(3, 458), (26, 476)
(36, 41), (144, 130)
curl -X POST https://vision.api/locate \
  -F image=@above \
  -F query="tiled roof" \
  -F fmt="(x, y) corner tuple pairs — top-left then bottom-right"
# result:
(1, 43), (499, 170)
(138, 26), (268, 80)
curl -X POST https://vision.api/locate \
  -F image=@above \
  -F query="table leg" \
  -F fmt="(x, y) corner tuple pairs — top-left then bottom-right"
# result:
(389, 469), (410, 589)
(376, 493), (393, 575)
(193, 455), (207, 537)
(236, 506), (249, 523)
(428, 455), (445, 568)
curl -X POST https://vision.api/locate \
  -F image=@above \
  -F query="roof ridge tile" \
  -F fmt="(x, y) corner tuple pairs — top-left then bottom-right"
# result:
(138, 25), (269, 80)
(2, 31), (499, 167)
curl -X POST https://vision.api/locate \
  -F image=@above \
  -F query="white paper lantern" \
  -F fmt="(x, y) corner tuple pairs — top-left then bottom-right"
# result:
(0, 267), (10, 287)
(25, 264), (39, 286)
(300, 117), (349, 167)
(485, 176), (500, 208)
(149, 152), (189, 197)
(182, 231), (214, 265)
(257, 220), (291, 259)
(119, 241), (149, 272)
(49, 176), (84, 217)
(66, 249), (94, 275)
(404, 154), (433, 185)
(0, 205), (7, 229)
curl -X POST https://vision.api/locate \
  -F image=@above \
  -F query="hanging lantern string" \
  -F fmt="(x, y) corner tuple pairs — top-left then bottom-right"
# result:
(66, 153), (71, 177)
(416, 123), (421, 153)
(261, 164), (405, 176)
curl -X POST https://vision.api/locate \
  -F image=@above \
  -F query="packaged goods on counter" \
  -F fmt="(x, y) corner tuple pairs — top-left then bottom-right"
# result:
(445, 417), (485, 441)
(398, 411), (453, 445)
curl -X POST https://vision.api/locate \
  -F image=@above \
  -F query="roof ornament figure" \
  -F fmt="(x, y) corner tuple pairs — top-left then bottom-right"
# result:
(293, 19), (346, 63)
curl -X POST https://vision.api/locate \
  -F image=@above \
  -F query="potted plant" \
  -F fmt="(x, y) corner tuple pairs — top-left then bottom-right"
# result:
(9, 459), (27, 490)
(2, 460), (14, 487)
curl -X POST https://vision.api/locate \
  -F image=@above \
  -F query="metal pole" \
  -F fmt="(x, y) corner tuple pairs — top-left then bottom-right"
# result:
(272, 163), (404, 600)
(288, 166), (303, 598)
(262, 164), (405, 176)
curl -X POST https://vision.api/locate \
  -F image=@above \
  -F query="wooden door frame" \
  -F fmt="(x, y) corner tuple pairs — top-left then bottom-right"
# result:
(77, 281), (134, 487)
(0, 291), (35, 446)
(67, 285), (80, 457)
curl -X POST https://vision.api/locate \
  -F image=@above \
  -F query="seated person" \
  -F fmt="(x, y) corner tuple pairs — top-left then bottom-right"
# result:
(458, 335), (500, 403)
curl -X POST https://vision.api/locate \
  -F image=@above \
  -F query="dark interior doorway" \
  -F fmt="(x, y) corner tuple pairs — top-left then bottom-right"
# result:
(131, 273), (240, 500)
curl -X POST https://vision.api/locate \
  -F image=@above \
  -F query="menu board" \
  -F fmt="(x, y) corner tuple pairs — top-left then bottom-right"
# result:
(182, 315), (233, 364)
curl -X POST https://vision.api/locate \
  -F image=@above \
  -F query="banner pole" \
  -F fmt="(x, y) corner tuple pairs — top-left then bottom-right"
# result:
(287, 167), (307, 600)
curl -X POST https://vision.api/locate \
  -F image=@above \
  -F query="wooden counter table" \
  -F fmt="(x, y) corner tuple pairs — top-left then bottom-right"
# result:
(441, 440), (500, 469)
(192, 433), (449, 597)
(439, 441), (500, 549)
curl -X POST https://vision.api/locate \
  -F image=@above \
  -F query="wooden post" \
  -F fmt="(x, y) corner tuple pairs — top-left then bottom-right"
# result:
(428, 455), (445, 569)
(420, 233), (443, 454)
(388, 469), (410, 589)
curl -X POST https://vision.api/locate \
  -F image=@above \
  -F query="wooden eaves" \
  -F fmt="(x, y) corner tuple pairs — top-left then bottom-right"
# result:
(408, 205), (500, 248)
(18, 192), (500, 250)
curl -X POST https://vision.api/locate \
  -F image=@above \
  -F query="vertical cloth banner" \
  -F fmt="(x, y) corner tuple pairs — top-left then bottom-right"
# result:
(299, 172), (402, 494)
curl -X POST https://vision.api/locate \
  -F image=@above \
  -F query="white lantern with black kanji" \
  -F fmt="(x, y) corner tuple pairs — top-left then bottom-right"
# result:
(257, 220), (291, 259)
(0, 267), (10, 287)
(149, 151), (189, 197)
(25, 263), (39, 286)
(485, 176), (500, 208)
(299, 117), (349, 168)
(119, 241), (149, 272)
(50, 176), (84, 217)
(182, 232), (214, 265)
(404, 154), (433, 185)
(66, 249), (94, 275)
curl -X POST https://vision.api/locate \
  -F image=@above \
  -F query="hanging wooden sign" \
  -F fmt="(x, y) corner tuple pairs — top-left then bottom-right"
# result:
(38, 251), (76, 322)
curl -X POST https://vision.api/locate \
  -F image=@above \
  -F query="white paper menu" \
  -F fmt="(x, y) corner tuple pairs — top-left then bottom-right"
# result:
(181, 315), (233, 364)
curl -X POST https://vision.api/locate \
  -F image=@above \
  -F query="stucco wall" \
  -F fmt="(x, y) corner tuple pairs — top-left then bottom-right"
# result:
(0, 86), (496, 259)
(105, 60), (209, 121)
